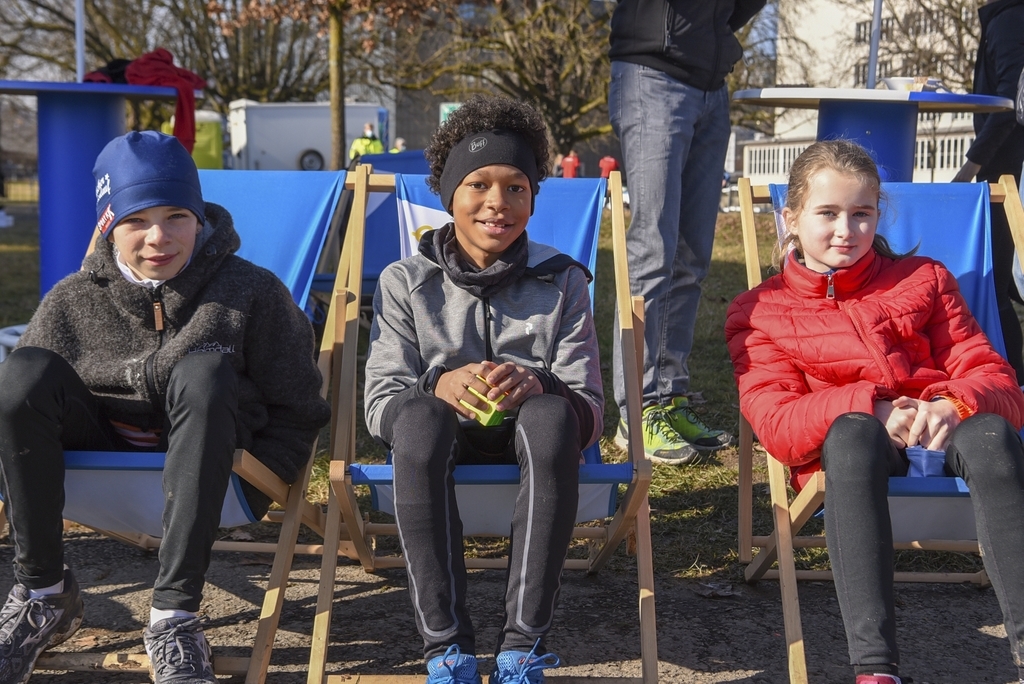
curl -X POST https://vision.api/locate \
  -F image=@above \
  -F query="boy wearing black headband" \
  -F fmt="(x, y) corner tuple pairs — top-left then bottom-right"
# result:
(364, 96), (604, 684)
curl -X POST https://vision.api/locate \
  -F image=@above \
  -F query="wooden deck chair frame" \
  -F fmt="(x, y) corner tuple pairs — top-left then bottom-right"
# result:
(305, 168), (657, 684)
(2, 172), (360, 683)
(734, 175), (1024, 684)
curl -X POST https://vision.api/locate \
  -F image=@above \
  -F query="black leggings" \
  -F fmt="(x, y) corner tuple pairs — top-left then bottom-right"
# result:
(821, 412), (1024, 677)
(380, 393), (581, 660)
(0, 347), (238, 611)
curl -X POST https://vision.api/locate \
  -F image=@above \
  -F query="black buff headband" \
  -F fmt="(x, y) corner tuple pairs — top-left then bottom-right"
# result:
(439, 129), (540, 215)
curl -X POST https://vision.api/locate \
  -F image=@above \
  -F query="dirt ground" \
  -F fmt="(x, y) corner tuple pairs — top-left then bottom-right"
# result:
(1, 529), (1017, 684)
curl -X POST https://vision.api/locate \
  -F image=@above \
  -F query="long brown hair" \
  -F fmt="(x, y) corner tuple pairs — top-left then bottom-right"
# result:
(775, 139), (911, 269)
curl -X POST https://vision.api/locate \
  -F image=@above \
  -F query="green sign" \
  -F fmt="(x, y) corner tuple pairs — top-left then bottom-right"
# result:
(439, 102), (462, 124)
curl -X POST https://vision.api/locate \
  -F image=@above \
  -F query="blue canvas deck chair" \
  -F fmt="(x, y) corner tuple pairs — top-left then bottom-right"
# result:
(735, 175), (1024, 684)
(9, 169), (348, 683)
(305, 168), (658, 684)
(311, 149), (430, 306)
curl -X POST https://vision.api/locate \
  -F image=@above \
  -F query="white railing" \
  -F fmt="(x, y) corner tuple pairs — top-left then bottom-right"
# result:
(912, 133), (975, 182)
(742, 132), (977, 185)
(742, 140), (812, 185)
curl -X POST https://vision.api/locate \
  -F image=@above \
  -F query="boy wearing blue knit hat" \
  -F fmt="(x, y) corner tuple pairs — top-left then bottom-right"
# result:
(0, 131), (330, 684)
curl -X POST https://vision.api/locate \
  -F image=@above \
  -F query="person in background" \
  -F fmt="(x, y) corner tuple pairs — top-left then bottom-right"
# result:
(559, 150), (580, 178)
(608, 0), (766, 464)
(598, 155), (619, 179)
(390, 137), (408, 154)
(349, 122), (385, 161)
(952, 0), (1024, 382)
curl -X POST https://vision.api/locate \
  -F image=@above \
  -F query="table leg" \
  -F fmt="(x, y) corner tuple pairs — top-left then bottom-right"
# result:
(37, 92), (126, 294)
(817, 100), (919, 182)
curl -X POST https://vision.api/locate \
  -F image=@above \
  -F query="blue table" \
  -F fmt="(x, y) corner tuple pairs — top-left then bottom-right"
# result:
(0, 81), (179, 294)
(733, 87), (1013, 182)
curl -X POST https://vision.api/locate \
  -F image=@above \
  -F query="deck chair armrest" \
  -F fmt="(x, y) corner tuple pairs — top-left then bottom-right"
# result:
(232, 449), (323, 531)
(233, 450), (289, 503)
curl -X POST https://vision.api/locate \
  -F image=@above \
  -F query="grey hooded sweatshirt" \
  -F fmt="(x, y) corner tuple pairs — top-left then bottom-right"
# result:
(364, 232), (604, 450)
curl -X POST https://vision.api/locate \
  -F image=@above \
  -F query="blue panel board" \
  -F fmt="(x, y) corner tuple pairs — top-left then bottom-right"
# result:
(198, 169), (345, 307)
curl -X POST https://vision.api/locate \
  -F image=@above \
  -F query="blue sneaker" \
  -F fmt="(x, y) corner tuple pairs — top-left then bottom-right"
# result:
(426, 644), (481, 684)
(491, 642), (561, 684)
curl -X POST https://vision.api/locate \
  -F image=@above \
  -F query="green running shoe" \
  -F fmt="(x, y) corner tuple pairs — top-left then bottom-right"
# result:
(665, 396), (732, 450)
(615, 405), (700, 464)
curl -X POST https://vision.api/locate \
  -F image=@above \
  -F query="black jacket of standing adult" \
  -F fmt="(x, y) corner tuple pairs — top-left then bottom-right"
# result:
(609, 0), (766, 91)
(968, 0), (1024, 181)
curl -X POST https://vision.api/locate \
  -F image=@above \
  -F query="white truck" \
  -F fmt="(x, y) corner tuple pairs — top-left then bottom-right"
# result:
(228, 99), (390, 170)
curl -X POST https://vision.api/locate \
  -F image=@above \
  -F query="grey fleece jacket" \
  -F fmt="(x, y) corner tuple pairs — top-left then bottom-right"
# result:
(17, 203), (331, 485)
(364, 238), (604, 449)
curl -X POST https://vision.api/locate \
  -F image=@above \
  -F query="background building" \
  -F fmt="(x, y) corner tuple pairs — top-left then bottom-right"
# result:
(741, 0), (980, 184)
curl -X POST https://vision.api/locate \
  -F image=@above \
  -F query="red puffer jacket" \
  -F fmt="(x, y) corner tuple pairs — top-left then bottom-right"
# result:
(726, 249), (1024, 491)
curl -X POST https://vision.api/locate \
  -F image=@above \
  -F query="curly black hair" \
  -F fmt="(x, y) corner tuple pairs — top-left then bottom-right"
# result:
(424, 95), (551, 195)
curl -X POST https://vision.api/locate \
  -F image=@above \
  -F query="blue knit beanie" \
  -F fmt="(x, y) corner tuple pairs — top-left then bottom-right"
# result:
(92, 131), (205, 238)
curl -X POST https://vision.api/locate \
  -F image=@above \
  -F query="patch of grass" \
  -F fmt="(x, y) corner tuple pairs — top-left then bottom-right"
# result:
(0, 205), (40, 327)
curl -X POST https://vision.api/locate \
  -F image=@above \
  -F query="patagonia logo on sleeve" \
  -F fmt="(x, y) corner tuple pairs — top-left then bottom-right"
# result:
(188, 342), (236, 354)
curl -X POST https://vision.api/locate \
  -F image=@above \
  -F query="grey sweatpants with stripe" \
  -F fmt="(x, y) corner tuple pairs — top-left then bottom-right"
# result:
(380, 393), (581, 660)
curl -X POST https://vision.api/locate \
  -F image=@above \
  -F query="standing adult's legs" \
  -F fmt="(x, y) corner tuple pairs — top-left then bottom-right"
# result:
(496, 394), (580, 655)
(610, 61), (731, 413)
(152, 352), (238, 612)
(662, 85), (731, 401)
(946, 414), (1024, 677)
(821, 413), (906, 676)
(0, 347), (118, 589)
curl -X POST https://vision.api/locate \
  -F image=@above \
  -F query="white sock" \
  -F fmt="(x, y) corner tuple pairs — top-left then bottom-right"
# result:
(27, 580), (63, 599)
(149, 607), (196, 627)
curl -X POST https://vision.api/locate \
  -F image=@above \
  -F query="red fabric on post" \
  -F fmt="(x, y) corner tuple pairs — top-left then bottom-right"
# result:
(125, 49), (205, 152)
(83, 71), (113, 84)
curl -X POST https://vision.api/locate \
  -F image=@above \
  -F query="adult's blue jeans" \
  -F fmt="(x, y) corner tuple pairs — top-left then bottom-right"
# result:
(609, 60), (732, 414)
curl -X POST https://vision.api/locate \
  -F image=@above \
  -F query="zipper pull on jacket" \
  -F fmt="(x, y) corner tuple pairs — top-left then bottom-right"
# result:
(151, 291), (165, 331)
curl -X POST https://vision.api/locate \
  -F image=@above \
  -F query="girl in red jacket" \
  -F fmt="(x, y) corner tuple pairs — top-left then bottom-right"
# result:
(726, 139), (1024, 684)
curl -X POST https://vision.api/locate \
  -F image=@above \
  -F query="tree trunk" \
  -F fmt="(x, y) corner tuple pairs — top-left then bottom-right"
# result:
(329, 3), (346, 171)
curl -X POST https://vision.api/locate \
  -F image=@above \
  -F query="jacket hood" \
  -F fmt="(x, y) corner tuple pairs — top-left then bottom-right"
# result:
(417, 225), (593, 283)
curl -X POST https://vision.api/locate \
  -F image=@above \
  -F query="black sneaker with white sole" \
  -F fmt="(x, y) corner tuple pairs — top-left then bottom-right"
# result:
(144, 616), (216, 684)
(0, 568), (84, 684)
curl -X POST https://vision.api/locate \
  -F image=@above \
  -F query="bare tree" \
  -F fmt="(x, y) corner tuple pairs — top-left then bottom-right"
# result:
(389, 0), (613, 156)
(0, 0), (333, 129)
(833, 0), (981, 92)
(728, 0), (789, 135)
(211, 1), (458, 169)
